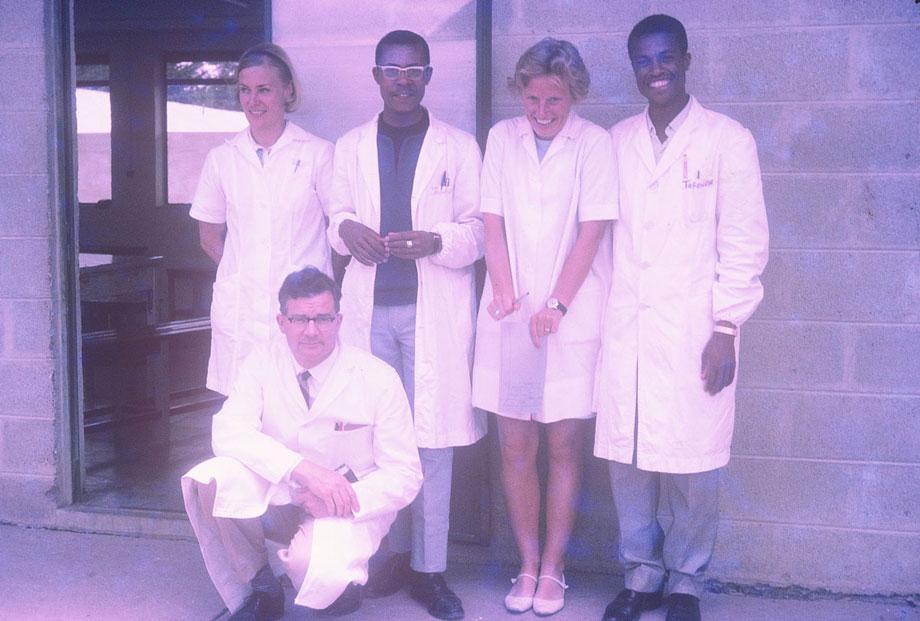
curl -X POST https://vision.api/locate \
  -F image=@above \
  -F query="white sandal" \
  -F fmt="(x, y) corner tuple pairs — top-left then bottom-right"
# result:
(532, 573), (569, 616)
(504, 573), (538, 613)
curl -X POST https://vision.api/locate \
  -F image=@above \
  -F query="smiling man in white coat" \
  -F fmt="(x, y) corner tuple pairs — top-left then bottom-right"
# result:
(596, 15), (769, 621)
(327, 29), (484, 621)
(181, 266), (422, 620)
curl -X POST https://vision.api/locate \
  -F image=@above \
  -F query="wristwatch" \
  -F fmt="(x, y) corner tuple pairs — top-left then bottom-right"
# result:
(546, 297), (567, 315)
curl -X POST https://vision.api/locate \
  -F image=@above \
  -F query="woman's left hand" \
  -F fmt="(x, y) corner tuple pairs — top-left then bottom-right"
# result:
(529, 307), (562, 347)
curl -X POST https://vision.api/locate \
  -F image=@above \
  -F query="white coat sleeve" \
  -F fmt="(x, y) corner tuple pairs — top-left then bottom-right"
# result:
(429, 135), (484, 269)
(314, 140), (334, 218)
(326, 136), (361, 256)
(712, 127), (770, 326)
(350, 364), (423, 522)
(210, 353), (303, 485)
(189, 149), (227, 224)
(479, 124), (506, 217)
(577, 129), (618, 222)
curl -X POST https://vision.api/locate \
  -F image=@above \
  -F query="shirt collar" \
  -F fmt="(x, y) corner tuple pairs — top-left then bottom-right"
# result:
(246, 120), (294, 156)
(293, 343), (339, 384)
(645, 98), (691, 143)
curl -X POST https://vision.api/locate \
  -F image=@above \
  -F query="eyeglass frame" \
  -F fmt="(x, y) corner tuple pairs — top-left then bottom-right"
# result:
(284, 313), (339, 329)
(374, 64), (431, 80)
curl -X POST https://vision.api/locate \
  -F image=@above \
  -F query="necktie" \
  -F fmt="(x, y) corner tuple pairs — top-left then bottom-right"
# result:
(297, 370), (312, 408)
(256, 147), (265, 167)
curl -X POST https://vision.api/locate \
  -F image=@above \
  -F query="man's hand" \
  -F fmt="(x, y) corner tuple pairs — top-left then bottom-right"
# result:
(339, 219), (387, 265)
(700, 332), (736, 395)
(290, 460), (360, 518)
(385, 231), (438, 260)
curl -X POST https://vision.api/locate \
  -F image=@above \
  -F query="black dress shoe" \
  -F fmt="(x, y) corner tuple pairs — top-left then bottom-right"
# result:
(408, 571), (464, 620)
(365, 551), (411, 598)
(601, 588), (664, 621)
(665, 593), (701, 621)
(306, 583), (363, 618)
(228, 587), (285, 621)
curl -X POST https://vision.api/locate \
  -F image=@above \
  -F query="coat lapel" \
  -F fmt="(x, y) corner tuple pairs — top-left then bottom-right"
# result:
(306, 347), (354, 419)
(356, 116), (382, 222)
(649, 97), (702, 185)
(411, 113), (446, 216)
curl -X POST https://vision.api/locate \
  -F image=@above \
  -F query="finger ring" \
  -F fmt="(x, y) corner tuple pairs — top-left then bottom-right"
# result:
(544, 327), (550, 333)
(406, 240), (414, 248)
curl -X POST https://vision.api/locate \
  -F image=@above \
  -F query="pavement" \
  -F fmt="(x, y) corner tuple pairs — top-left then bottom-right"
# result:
(0, 523), (916, 621)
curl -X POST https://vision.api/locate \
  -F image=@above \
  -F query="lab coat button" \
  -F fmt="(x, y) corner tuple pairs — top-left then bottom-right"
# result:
(649, 181), (659, 190)
(639, 303), (651, 311)
(640, 261), (651, 269)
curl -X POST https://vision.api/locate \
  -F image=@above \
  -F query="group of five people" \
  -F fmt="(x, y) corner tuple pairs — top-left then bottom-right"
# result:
(181, 13), (769, 621)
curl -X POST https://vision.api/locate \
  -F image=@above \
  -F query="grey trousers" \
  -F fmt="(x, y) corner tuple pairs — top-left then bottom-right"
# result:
(371, 303), (454, 574)
(608, 460), (721, 598)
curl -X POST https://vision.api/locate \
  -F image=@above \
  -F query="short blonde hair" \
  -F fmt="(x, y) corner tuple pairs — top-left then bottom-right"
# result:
(510, 37), (590, 102)
(236, 43), (302, 113)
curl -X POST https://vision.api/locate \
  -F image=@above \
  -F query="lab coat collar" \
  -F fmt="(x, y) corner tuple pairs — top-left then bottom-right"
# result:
(514, 111), (583, 166)
(227, 122), (317, 170)
(278, 340), (353, 419)
(355, 107), (448, 219)
(636, 96), (704, 183)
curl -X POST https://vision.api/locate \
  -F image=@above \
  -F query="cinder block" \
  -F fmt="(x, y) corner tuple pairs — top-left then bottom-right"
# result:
(850, 26), (920, 100)
(698, 30), (849, 102)
(0, 1), (44, 47)
(0, 475), (56, 523)
(0, 238), (51, 298)
(712, 519), (920, 594)
(854, 326), (920, 393)
(715, 103), (920, 174)
(654, 0), (796, 28)
(0, 418), (55, 475)
(0, 359), (54, 417)
(6, 300), (53, 357)
(274, 1), (474, 43)
(738, 321), (846, 390)
(735, 389), (920, 463)
(0, 112), (47, 175)
(764, 176), (920, 250)
(721, 457), (920, 531)
(758, 250), (920, 322)
(493, 0), (654, 36)
(0, 51), (45, 111)
(0, 175), (50, 237)
(794, 0), (920, 25)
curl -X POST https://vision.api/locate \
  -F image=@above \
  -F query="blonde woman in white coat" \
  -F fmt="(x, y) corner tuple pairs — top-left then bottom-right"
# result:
(191, 43), (333, 395)
(471, 38), (617, 616)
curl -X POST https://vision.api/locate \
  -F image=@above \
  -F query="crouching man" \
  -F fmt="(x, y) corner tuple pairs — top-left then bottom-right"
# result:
(182, 266), (423, 619)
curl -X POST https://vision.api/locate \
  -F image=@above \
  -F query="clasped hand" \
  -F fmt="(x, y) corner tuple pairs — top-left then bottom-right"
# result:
(291, 460), (360, 518)
(339, 220), (437, 265)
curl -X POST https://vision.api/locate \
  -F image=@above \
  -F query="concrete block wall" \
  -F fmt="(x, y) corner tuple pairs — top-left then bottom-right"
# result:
(274, 0), (478, 142)
(492, 0), (920, 595)
(0, 1), (61, 522)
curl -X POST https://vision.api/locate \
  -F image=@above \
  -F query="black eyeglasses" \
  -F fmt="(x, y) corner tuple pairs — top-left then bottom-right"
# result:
(285, 314), (338, 329)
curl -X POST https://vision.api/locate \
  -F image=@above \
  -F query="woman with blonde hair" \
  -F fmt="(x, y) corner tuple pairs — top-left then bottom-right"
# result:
(471, 37), (617, 616)
(191, 43), (334, 395)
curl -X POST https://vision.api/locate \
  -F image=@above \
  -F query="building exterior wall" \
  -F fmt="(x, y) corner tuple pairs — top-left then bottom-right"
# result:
(0, 0), (917, 598)
(0, 1), (68, 524)
(491, 0), (920, 595)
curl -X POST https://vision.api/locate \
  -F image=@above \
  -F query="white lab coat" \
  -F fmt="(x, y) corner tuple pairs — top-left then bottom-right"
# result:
(471, 113), (617, 422)
(182, 341), (422, 610)
(327, 112), (486, 449)
(594, 97), (769, 474)
(190, 122), (333, 395)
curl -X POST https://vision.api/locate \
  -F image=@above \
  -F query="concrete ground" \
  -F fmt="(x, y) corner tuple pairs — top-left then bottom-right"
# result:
(0, 523), (916, 621)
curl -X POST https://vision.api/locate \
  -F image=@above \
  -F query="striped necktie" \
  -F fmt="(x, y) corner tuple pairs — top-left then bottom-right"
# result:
(297, 370), (312, 408)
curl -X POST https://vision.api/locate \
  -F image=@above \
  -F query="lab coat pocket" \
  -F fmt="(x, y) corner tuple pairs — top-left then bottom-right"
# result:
(210, 276), (239, 334)
(298, 425), (376, 479)
(681, 157), (716, 225)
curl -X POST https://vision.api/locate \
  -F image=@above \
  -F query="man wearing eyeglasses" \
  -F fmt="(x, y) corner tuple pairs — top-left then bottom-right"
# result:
(182, 266), (422, 620)
(327, 29), (484, 621)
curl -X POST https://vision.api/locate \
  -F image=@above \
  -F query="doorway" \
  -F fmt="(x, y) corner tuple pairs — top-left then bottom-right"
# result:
(72, 0), (267, 512)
